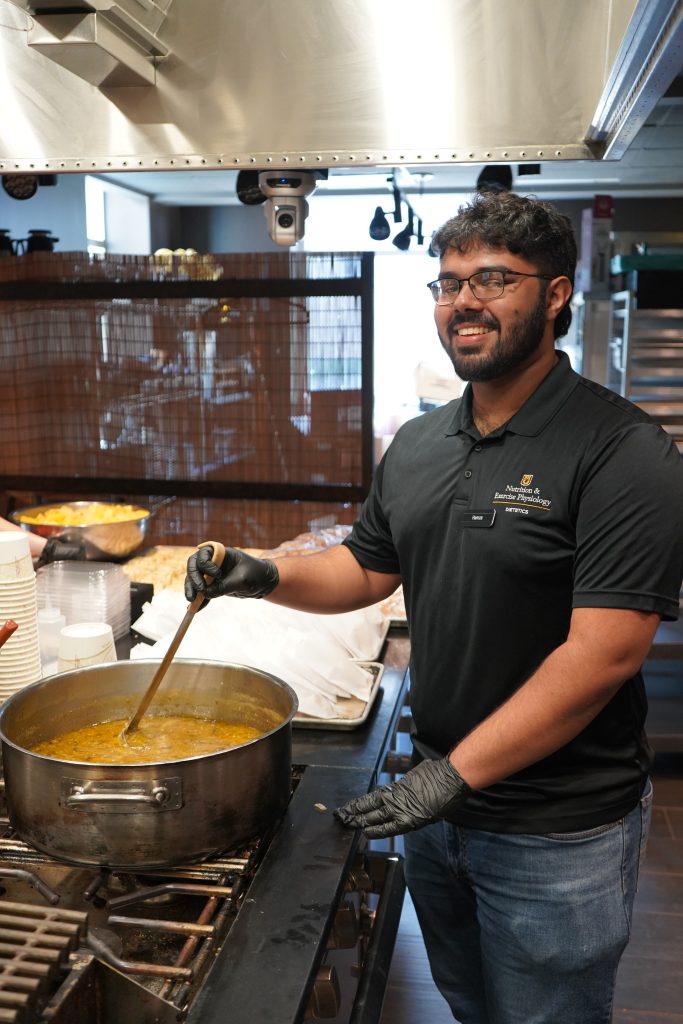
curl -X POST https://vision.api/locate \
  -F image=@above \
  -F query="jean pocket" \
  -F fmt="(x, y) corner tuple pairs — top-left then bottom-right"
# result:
(638, 778), (653, 871)
(641, 778), (653, 810)
(541, 819), (622, 842)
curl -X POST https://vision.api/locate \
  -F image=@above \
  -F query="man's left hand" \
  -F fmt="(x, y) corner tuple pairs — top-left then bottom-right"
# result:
(334, 757), (471, 839)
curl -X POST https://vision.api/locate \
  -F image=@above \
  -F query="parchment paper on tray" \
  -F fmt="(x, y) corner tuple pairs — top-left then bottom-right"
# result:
(130, 592), (389, 720)
(379, 586), (406, 625)
(293, 663), (385, 729)
(247, 601), (388, 661)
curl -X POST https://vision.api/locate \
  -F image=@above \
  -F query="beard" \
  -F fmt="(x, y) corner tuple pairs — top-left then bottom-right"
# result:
(442, 289), (548, 382)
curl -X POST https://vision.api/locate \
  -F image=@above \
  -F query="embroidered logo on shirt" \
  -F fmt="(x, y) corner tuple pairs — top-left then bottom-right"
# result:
(492, 478), (552, 513)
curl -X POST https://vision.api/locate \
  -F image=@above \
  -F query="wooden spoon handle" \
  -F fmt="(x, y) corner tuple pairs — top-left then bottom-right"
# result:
(123, 540), (227, 735)
(191, 540), (226, 609)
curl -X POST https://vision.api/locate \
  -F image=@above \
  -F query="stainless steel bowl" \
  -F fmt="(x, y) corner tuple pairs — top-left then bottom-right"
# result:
(11, 501), (151, 560)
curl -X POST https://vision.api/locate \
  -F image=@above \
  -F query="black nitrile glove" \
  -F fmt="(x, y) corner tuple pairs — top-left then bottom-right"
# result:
(334, 757), (471, 839)
(37, 536), (87, 567)
(184, 544), (279, 605)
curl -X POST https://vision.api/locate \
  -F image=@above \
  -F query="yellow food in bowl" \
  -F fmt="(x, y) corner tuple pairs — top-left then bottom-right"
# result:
(18, 503), (149, 527)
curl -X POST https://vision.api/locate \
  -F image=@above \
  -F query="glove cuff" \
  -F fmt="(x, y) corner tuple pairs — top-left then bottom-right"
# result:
(37, 537), (86, 567)
(438, 756), (472, 816)
(256, 559), (279, 598)
(443, 756), (471, 792)
(232, 558), (280, 599)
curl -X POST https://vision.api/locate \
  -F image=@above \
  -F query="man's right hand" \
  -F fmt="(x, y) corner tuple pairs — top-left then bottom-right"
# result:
(184, 544), (279, 605)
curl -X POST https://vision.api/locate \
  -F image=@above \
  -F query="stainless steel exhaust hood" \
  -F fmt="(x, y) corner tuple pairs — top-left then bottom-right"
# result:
(0, 0), (680, 174)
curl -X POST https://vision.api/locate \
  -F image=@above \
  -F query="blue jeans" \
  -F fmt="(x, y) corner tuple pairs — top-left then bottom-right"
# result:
(403, 782), (653, 1024)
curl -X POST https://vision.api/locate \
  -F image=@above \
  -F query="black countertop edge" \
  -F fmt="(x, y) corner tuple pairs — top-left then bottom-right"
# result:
(187, 764), (374, 1024)
(187, 638), (410, 1024)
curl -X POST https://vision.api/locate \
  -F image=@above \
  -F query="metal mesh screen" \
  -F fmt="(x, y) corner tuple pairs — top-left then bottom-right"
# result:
(0, 252), (372, 549)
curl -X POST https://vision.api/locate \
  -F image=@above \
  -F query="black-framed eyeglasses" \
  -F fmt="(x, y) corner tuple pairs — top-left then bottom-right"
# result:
(427, 269), (554, 304)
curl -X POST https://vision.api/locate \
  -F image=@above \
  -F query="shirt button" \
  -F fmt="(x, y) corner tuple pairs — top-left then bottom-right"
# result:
(474, 444), (482, 452)
(464, 470), (472, 479)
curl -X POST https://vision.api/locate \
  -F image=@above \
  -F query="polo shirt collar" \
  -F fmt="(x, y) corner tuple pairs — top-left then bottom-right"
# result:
(444, 350), (579, 438)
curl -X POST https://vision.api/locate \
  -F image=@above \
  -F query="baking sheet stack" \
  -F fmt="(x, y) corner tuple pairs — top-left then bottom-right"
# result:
(0, 533), (42, 697)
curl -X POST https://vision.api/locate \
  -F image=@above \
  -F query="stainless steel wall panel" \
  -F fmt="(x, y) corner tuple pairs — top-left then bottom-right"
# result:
(0, 0), (641, 172)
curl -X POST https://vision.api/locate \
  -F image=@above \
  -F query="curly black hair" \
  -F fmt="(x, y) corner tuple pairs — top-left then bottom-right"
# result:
(431, 192), (577, 339)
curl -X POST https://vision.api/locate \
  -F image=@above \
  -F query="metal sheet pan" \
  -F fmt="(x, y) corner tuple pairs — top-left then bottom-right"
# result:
(293, 661), (384, 731)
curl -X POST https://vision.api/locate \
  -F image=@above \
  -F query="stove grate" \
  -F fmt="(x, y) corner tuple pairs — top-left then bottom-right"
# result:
(0, 770), (305, 1022)
(0, 900), (88, 1023)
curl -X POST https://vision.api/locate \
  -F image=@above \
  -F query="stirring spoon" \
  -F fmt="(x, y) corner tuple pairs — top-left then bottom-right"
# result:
(121, 541), (225, 740)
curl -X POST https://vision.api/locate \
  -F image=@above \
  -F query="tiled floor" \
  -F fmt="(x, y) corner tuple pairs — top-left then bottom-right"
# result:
(380, 751), (683, 1023)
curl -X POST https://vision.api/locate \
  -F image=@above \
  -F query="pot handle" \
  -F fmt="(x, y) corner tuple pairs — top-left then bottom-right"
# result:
(62, 777), (183, 813)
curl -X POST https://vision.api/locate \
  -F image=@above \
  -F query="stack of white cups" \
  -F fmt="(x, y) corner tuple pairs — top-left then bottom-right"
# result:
(0, 533), (42, 699)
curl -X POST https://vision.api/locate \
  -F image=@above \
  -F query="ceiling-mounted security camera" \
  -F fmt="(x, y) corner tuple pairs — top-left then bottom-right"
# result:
(257, 170), (322, 247)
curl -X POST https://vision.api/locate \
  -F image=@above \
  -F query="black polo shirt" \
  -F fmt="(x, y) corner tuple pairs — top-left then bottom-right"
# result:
(344, 352), (683, 832)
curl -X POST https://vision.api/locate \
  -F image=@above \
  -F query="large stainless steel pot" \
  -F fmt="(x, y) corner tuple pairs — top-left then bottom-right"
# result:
(0, 659), (298, 870)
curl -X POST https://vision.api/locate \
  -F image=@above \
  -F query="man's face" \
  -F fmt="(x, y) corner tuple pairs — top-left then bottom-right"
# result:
(434, 246), (552, 382)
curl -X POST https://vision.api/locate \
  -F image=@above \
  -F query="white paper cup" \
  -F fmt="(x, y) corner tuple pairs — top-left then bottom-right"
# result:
(0, 663), (42, 686)
(0, 587), (38, 598)
(58, 622), (117, 672)
(0, 642), (42, 660)
(0, 671), (41, 685)
(0, 599), (39, 616)
(0, 533), (33, 581)
(0, 611), (38, 631)
(0, 663), (40, 682)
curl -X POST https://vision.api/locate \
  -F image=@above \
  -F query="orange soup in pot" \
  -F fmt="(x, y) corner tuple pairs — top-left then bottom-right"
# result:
(32, 715), (263, 765)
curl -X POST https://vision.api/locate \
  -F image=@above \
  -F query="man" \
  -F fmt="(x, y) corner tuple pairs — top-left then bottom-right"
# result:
(185, 191), (683, 1023)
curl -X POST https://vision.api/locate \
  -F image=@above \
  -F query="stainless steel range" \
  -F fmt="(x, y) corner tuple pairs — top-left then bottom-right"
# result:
(0, 767), (403, 1024)
(0, 636), (410, 1024)
(0, 776), (288, 1023)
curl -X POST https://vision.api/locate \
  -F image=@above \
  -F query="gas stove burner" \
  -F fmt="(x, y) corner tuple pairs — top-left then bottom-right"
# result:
(0, 817), (280, 1023)
(108, 878), (238, 911)
(0, 753), (401, 1024)
(0, 866), (61, 905)
(87, 924), (124, 959)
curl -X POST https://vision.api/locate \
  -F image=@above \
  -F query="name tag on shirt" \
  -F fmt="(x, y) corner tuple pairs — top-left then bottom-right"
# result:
(461, 509), (496, 528)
